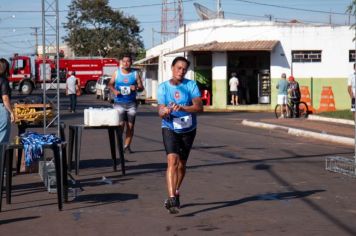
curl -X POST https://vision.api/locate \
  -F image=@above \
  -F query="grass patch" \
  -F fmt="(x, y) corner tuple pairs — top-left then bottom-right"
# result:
(317, 110), (353, 120)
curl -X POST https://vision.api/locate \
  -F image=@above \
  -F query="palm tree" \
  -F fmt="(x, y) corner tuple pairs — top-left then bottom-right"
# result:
(347, 0), (356, 16)
(347, 0), (356, 41)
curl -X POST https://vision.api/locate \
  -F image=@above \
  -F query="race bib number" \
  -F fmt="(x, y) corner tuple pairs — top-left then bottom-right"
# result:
(173, 115), (192, 130)
(120, 86), (131, 95)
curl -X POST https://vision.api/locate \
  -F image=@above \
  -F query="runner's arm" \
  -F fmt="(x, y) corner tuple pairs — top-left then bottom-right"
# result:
(171, 97), (203, 113)
(135, 71), (144, 92)
(108, 71), (120, 96)
(158, 104), (172, 118)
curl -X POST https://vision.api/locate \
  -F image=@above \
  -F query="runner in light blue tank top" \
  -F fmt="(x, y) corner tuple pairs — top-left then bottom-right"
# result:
(114, 69), (138, 103)
(108, 54), (144, 154)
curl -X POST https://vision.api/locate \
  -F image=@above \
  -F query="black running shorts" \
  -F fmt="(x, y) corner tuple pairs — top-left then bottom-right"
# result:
(162, 128), (196, 160)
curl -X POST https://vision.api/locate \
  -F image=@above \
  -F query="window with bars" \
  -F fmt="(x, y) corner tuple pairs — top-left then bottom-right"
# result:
(292, 50), (322, 63)
(349, 50), (355, 62)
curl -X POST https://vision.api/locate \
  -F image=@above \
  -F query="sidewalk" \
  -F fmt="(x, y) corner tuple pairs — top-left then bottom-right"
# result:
(242, 115), (355, 146)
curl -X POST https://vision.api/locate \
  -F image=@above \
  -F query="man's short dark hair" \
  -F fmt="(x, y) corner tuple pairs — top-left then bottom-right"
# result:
(171, 56), (190, 68)
(121, 54), (132, 62)
(231, 72), (237, 77)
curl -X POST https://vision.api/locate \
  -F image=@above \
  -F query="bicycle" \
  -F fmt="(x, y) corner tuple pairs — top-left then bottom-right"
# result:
(274, 98), (309, 118)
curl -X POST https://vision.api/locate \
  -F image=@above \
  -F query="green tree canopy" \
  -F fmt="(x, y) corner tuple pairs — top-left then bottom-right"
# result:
(63, 0), (144, 58)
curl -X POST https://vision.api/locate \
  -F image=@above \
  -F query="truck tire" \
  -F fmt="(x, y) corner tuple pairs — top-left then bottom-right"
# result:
(21, 81), (33, 95)
(85, 81), (97, 94)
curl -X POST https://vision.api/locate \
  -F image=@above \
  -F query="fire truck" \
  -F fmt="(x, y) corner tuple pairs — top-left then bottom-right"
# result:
(8, 54), (120, 95)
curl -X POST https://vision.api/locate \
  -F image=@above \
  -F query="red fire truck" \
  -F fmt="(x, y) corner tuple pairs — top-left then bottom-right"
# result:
(8, 54), (120, 95)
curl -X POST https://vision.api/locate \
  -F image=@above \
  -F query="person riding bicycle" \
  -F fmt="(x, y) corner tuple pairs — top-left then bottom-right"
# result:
(288, 76), (301, 118)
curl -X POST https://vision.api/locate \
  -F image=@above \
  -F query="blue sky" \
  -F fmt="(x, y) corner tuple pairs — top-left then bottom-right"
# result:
(0, 0), (353, 58)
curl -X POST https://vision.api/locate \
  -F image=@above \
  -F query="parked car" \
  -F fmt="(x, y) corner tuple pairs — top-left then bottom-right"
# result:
(95, 75), (111, 100)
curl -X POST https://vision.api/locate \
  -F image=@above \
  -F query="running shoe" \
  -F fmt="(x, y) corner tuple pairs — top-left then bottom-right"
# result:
(124, 145), (133, 154)
(164, 197), (179, 214)
(175, 194), (180, 209)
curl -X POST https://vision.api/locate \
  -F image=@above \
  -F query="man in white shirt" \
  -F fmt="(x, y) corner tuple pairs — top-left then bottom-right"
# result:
(348, 63), (356, 120)
(229, 72), (239, 105)
(66, 71), (79, 113)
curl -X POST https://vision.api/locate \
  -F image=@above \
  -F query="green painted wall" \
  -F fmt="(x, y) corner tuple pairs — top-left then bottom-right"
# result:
(271, 77), (349, 111)
(212, 80), (227, 108)
(209, 77), (349, 111)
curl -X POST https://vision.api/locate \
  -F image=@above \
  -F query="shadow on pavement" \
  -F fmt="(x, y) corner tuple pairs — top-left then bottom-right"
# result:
(74, 192), (138, 203)
(178, 189), (325, 217)
(67, 193), (138, 211)
(0, 216), (41, 225)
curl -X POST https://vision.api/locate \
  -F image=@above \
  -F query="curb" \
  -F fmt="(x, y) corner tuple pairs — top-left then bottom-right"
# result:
(241, 119), (354, 146)
(308, 115), (354, 126)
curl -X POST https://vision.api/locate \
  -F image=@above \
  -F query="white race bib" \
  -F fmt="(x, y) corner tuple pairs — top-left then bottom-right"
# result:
(173, 115), (192, 130)
(120, 86), (131, 95)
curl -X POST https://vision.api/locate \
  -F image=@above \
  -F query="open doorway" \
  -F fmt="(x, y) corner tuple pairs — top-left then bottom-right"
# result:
(227, 51), (270, 105)
(194, 52), (212, 105)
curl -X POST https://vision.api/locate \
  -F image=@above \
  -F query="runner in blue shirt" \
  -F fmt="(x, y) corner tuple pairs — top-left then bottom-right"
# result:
(157, 56), (203, 214)
(108, 54), (144, 153)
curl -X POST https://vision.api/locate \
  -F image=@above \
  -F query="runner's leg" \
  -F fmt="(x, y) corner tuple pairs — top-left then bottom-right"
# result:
(167, 153), (179, 197)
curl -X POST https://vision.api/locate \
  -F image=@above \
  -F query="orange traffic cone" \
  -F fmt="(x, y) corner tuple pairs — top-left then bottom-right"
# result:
(300, 86), (315, 113)
(317, 86), (336, 112)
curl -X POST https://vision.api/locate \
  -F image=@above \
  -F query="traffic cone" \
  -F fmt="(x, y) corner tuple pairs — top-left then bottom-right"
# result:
(317, 86), (336, 112)
(300, 86), (315, 113)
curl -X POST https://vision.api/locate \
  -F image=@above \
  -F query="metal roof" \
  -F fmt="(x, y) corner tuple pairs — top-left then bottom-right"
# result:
(166, 40), (279, 55)
(133, 55), (158, 66)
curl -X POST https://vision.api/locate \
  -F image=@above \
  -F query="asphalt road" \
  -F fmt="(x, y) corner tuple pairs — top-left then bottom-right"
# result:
(1, 92), (355, 236)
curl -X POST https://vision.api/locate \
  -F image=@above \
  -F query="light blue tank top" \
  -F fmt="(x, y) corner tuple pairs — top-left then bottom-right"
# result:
(114, 69), (137, 103)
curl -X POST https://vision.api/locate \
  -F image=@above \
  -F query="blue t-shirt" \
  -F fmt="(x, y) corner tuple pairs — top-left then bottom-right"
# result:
(277, 79), (289, 95)
(114, 69), (137, 103)
(157, 79), (201, 133)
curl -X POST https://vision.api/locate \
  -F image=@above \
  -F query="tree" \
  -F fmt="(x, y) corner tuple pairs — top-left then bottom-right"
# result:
(347, 0), (356, 16)
(63, 0), (144, 58)
(347, 0), (356, 41)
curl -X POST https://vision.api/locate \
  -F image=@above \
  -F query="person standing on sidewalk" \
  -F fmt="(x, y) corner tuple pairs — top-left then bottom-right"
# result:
(157, 56), (203, 214)
(276, 73), (289, 118)
(288, 76), (301, 117)
(108, 54), (144, 153)
(66, 71), (80, 113)
(0, 58), (15, 154)
(348, 63), (356, 120)
(229, 72), (239, 105)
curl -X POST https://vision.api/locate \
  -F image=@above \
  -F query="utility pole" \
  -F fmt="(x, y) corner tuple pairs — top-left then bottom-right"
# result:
(31, 27), (39, 55)
(217, 0), (222, 18)
(265, 14), (273, 21)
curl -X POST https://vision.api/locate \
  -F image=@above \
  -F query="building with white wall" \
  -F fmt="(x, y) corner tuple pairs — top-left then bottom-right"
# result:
(138, 19), (355, 110)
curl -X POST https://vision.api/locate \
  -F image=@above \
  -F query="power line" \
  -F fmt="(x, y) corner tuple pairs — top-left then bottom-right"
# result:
(231, 0), (349, 16)
(224, 11), (346, 25)
(0, 0), (195, 13)
(0, 38), (34, 49)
